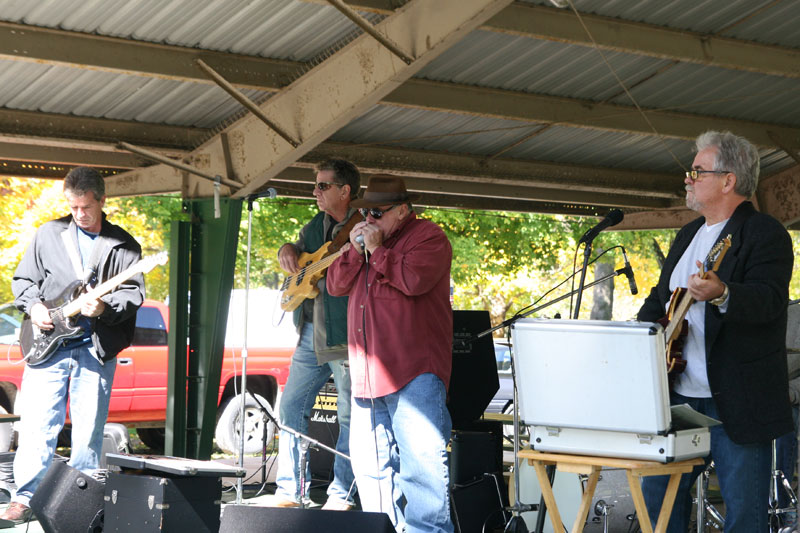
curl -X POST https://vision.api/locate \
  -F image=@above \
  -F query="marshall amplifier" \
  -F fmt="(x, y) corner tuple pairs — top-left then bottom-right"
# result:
(308, 381), (340, 480)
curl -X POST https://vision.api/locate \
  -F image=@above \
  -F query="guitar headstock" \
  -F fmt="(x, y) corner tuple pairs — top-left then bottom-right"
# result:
(704, 234), (732, 274)
(139, 251), (169, 274)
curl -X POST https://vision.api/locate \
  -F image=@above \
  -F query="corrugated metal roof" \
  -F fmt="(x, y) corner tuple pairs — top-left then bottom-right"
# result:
(0, 0), (381, 61)
(520, 0), (800, 48)
(418, 30), (672, 101)
(0, 58), (268, 128)
(0, 0), (795, 219)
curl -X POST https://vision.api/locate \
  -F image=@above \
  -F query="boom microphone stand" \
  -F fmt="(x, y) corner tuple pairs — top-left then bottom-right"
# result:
(245, 392), (351, 507)
(478, 265), (631, 533)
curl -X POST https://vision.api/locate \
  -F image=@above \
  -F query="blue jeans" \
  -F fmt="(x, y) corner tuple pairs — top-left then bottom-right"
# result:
(12, 343), (116, 506)
(349, 373), (453, 533)
(641, 393), (771, 533)
(275, 323), (355, 504)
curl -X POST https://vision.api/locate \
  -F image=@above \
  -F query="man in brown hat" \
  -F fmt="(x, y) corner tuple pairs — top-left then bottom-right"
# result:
(328, 175), (454, 533)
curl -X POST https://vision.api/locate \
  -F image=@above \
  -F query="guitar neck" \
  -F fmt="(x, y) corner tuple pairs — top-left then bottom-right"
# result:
(61, 264), (142, 318)
(314, 247), (347, 272)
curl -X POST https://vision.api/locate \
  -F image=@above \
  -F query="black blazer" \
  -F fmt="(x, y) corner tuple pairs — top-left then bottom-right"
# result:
(638, 201), (794, 444)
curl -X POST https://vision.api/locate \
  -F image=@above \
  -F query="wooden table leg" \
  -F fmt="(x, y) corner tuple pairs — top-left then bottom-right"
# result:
(653, 473), (682, 533)
(572, 468), (600, 533)
(626, 470), (653, 533)
(531, 460), (564, 533)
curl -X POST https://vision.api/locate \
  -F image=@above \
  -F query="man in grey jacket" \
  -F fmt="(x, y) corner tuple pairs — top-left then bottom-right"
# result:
(1, 167), (144, 524)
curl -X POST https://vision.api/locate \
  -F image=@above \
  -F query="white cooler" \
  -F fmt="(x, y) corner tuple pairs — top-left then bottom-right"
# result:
(510, 318), (717, 462)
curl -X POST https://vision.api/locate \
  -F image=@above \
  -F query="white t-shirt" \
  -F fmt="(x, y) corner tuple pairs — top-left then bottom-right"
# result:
(668, 219), (728, 397)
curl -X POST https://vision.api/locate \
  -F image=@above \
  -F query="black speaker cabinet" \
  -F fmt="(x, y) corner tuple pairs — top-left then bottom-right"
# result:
(450, 429), (503, 486)
(307, 381), (340, 480)
(220, 505), (396, 533)
(449, 310), (499, 429)
(29, 460), (105, 533)
(103, 471), (220, 532)
(451, 473), (509, 533)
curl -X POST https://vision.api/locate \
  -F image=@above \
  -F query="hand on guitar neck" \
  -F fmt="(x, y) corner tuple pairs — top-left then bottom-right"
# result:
(687, 260), (727, 303)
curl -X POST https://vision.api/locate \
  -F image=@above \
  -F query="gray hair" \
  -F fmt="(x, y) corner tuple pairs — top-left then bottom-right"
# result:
(695, 130), (760, 198)
(63, 166), (106, 201)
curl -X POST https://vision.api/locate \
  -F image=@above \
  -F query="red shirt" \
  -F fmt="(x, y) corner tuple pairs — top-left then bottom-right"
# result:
(327, 214), (453, 398)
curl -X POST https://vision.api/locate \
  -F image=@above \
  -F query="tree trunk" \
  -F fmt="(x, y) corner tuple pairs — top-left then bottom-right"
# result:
(590, 261), (615, 320)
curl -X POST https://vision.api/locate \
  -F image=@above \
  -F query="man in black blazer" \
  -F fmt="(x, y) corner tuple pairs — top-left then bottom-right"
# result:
(638, 131), (794, 533)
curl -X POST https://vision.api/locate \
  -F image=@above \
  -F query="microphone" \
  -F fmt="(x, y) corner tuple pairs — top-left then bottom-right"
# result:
(260, 187), (278, 199)
(355, 234), (365, 250)
(621, 247), (638, 295)
(579, 209), (624, 244)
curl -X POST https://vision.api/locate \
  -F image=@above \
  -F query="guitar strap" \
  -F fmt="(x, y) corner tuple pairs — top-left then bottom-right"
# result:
(61, 229), (84, 281)
(60, 226), (112, 288)
(327, 210), (364, 254)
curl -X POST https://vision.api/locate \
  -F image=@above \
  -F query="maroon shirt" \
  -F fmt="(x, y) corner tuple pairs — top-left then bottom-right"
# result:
(327, 213), (453, 398)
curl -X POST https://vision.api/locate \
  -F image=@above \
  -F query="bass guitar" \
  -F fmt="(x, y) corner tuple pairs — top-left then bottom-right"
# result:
(662, 234), (731, 381)
(19, 252), (167, 366)
(279, 243), (347, 312)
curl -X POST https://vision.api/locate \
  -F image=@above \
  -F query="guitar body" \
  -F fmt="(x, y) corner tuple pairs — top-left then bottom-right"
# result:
(664, 288), (689, 386)
(660, 235), (732, 389)
(18, 251), (168, 367)
(20, 280), (86, 367)
(279, 244), (332, 312)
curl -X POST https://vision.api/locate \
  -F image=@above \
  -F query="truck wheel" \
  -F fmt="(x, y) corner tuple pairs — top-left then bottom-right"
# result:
(0, 406), (15, 452)
(215, 393), (275, 455)
(136, 428), (165, 452)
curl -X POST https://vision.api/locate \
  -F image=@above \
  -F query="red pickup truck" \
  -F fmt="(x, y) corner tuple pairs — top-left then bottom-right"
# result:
(0, 293), (296, 454)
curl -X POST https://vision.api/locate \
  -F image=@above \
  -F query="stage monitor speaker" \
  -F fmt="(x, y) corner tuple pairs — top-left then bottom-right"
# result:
(220, 505), (396, 533)
(449, 310), (499, 429)
(308, 381), (340, 480)
(29, 460), (104, 533)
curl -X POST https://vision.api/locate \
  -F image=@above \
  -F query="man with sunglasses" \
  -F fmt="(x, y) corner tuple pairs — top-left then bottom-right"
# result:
(271, 159), (361, 511)
(327, 175), (454, 533)
(637, 131), (793, 532)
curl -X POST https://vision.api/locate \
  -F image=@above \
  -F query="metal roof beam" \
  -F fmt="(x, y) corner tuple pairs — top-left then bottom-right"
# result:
(2, 22), (798, 147)
(108, 0), (516, 199)
(301, 142), (682, 199)
(385, 80), (800, 149)
(311, 1), (800, 78)
(272, 166), (675, 209)
(0, 21), (296, 90)
(267, 180), (620, 216)
(0, 114), (682, 201)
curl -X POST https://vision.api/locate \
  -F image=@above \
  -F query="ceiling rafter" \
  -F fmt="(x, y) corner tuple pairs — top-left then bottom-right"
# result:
(1, 16), (798, 149)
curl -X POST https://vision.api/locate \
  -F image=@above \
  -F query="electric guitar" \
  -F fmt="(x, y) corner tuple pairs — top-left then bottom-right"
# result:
(662, 235), (731, 381)
(19, 252), (167, 366)
(279, 242), (347, 312)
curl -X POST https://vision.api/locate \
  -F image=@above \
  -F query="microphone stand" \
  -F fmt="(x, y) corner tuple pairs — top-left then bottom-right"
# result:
(483, 266), (627, 533)
(573, 240), (593, 320)
(236, 189), (277, 503)
(245, 392), (351, 507)
(476, 265), (628, 340)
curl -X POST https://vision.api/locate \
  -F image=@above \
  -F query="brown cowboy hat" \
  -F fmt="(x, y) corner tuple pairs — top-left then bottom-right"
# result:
(350, 175), (420, 208)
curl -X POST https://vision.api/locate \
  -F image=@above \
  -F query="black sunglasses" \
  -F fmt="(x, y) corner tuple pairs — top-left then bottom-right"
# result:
(359, 205), (398, 219)
(316, 181), (342, 191)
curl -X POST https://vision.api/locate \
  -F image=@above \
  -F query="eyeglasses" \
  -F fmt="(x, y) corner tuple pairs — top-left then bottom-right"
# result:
(685, 170), (730, 182)
(315, 181), (342, 191)
(359, 205), (398, 219)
